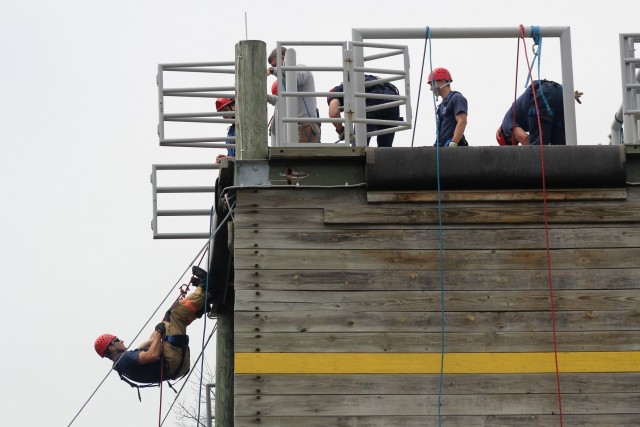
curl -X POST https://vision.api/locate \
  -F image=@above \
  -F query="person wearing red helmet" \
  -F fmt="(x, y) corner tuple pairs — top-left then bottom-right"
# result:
(95, 266), (214, 386)
(495, 126), (514, 146)
(215, 97), (236, 164)
(497, 80), (566, 146)
(428, 67), (469, 147)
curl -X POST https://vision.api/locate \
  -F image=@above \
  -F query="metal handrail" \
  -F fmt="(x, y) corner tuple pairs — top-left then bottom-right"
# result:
(272, 40), (412, 147)
(157, 62), (236, 149)
(151, 163), (219, 239)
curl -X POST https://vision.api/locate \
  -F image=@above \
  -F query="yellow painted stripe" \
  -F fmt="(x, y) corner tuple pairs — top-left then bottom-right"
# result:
(235, 352), (640, 374)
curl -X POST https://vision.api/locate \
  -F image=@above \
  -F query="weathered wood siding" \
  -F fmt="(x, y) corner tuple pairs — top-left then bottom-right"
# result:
(232, 185), (640, 426)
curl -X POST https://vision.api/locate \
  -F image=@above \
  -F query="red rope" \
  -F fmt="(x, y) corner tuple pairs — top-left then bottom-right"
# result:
(519, 24), (564, 426)
(511, 37), (521, 145)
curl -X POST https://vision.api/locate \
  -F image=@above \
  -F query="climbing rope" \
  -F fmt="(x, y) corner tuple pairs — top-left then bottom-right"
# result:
(415, 25), (447, 426)
(519, 24), (564, 426)
(197, 205), (216, 424)
(433, 69), (446, 427)
(160, 323), (218, 426)
(158, 340), (164, 427)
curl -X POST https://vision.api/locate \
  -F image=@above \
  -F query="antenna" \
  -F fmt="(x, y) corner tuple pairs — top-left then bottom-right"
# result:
(244, 12), (248, 40)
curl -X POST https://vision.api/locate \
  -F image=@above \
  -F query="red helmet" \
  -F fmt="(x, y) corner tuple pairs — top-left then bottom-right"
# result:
(271, 81), (278, 95)
(427, 67), (452, 84)
(95, 333), (116, 358)
(215, 97), (234, 112)
(496, 127), (512, 146)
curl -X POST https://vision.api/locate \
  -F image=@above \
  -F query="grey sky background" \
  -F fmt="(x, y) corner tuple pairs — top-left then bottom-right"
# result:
(1, 1), (637, 426)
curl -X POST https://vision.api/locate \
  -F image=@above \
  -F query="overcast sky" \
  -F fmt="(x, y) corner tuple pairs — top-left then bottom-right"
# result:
(1, 1), (638, 426)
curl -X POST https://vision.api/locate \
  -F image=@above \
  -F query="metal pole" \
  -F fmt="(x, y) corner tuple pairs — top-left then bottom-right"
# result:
(157, 65), (165, 143)
(151, 165), (158, 238)
(352, 26), (571, 40)
(285, 48), (299, 144)
(206, 383), (215, 427)
(351, 31), (367, 147)
(559, 27), (578, 145)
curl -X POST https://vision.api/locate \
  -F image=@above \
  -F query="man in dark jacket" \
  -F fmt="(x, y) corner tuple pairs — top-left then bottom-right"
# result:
(496, 79), (565, 146)
(327, 75), (401, 147)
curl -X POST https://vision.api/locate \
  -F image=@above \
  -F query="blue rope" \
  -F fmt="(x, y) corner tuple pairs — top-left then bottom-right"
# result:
(420, 27), (447, 427)
(523, 26), (554, 119)
(196, 206), (215, 423)
(411, 27), (430, 147)
(524, 26), (542, 87)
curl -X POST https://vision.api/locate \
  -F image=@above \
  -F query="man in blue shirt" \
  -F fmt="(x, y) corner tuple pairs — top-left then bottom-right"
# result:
(94, 266), (213, 385)
(496, 80), (565, 146)
(429, 67), (468, 147)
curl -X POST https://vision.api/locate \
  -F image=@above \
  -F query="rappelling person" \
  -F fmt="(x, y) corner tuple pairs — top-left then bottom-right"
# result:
(94, 266), (214, 387)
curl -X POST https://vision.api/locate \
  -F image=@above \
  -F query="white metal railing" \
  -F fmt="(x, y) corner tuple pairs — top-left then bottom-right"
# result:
(157, 62), (236, 148)
(272, 41), (413, 146)
(352, 26), (578, 146)
(150, 163), (218, 239)
(616, 33), (640, 145)
(150, 27), (582, 239)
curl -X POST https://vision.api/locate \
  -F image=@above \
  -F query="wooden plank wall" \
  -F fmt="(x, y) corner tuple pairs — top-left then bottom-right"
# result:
(232, 186), (640, 426)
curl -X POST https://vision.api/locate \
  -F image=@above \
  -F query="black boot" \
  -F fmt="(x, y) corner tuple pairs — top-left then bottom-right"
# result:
(192, 266), (208, 284)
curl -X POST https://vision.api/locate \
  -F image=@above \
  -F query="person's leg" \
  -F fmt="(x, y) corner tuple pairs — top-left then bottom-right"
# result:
(366, 124), (374, 146)
(298, 123), (321, 143)
(166, 287), (207, 337)
(527, 113), (542, 145)
(548, 86), (566, 145)
(162, 342), (191, 380)
(538, 118), (554, 145)
(375, 125), (394, 147)
(551, 123), (566, 145)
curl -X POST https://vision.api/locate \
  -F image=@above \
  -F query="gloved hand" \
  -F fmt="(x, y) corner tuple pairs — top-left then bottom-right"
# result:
(448, 141), (459, 147)
(155, 322), (166, 336)
(335, 126), (345, 141)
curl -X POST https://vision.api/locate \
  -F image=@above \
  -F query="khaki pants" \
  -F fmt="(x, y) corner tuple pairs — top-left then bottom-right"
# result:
(298, 123), (321, 143)
(161, 287), (207, 379)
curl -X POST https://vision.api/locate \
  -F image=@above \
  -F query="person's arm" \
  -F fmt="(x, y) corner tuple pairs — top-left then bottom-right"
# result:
(513, 126), (530, 145)
(328, 99), (343, 132)
(137, 330), (162, 365)
(449, 113), (467, 146)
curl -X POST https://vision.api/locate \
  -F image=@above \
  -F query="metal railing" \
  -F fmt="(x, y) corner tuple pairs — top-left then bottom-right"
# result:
(352, 26), (578, 146)
(615, 33), (640, 145)
(157, 62), (236, 148)
(272, 41), (413, 146)
(150, 163), (218, 239)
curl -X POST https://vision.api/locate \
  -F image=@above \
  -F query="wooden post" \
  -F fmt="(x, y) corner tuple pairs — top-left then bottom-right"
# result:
(215, 290), (234, 427)
(235, 40), (268, 160)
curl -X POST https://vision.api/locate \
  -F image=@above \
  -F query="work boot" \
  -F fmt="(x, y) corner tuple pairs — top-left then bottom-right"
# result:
(192, 266), (207, 281)
(191, 266), (208, 284)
